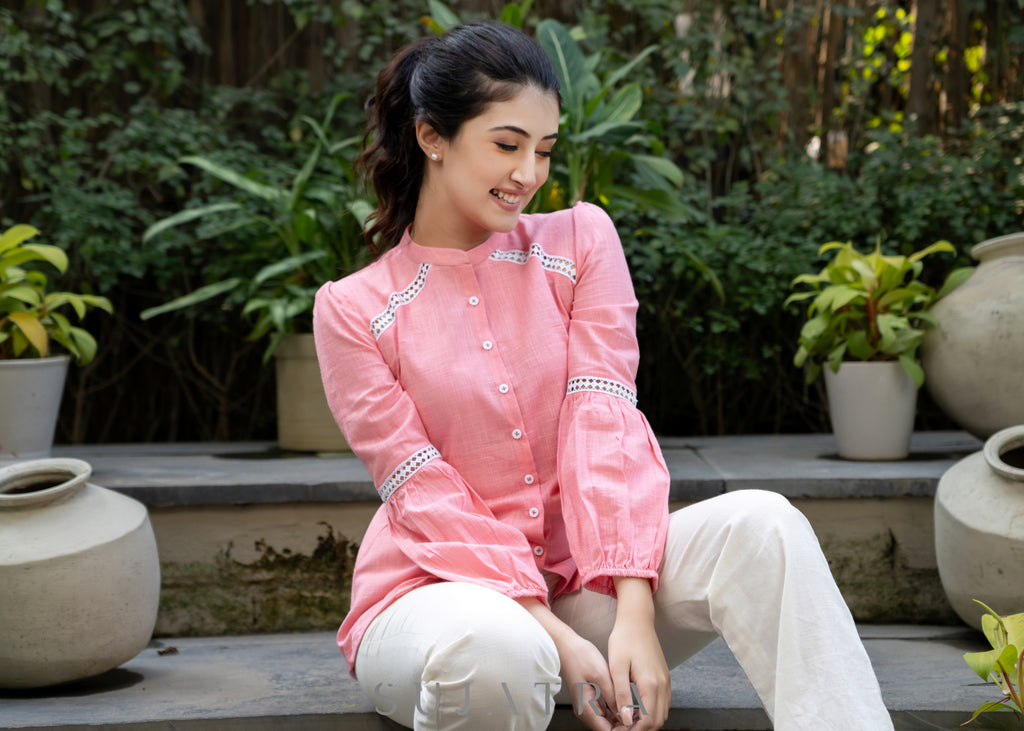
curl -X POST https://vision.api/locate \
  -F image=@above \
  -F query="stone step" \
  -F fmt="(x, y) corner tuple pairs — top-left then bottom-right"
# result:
(1, 625), (1019, 730)
(45, 432), (983, 637)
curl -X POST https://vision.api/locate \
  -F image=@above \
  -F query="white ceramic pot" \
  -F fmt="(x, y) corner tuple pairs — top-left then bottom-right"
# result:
(934, 425), (1024, 630)
(275, 333), (349, 452)
(922, 232), (1024, 438)
(0, 458), (161, 688)
(823, 361), (917, 460)
(0, 356), (69, 464)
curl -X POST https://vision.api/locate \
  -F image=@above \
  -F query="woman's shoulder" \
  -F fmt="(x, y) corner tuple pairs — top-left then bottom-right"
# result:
(516, 202), (617, 249)
(315, 246), (408, 312)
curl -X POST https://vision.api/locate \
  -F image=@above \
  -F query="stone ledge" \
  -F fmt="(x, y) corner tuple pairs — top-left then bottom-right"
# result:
(51, 431), (983, 507)
(2, 625), (1019, 730)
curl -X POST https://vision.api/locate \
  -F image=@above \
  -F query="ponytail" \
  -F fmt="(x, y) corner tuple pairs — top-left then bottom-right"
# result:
(357, 37), (432, 256)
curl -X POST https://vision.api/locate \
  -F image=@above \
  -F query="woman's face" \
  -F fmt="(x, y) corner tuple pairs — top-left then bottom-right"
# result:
(415, 84), (560, 250)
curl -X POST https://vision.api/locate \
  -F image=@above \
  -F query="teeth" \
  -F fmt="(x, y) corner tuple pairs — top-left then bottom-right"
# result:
(491, 189), (521, 204)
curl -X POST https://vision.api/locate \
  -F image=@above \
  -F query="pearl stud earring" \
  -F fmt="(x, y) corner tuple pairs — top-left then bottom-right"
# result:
(431, 153), (438, 161)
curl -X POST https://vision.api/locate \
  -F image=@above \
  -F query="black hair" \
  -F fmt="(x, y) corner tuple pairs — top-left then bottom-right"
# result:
(357, 22), (561, 255)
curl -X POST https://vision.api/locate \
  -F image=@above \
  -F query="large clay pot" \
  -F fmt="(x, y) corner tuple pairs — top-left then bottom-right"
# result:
(0, 356), (69, 464)
(823, 361), (917, 460)
(934, 425), (1024, 631)
(922, 232), (1024, 438)
(0, 458), (161, 688)
(275, 333), (349, 452)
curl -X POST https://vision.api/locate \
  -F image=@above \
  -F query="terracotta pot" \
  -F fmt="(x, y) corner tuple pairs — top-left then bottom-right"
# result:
(922, 232), (1024, 438)
(934, 425), (1024, 630)
(275, 333), (349, 452)
(823, 361), (917, 460)
(0, 356), (69, 464)
(0, 458), (161, 688)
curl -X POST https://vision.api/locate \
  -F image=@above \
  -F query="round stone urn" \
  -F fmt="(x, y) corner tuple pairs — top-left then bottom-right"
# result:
(922, 232), (1024, 438)
(934, 425), (1024, 631)
(0, 458), (161, 688)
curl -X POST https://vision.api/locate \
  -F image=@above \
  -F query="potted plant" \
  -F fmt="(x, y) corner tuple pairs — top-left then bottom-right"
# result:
(0, 224), (113, 462)
(962, 600), (1024, 726)
(140, 94), (371, 452)
(785, 239), (971, 460)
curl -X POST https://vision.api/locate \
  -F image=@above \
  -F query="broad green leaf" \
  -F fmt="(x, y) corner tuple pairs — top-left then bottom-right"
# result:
(143, 202), (242, 242)
(69, 327), (98, 365)
(935, 266), (974, 300)
(2, 243), (69, 273)
(427, 0), (461, 31)
(602, 44), (657, 90)
(252, 250), (328, 286)
(631, 154), (684, 187)
(909, 239), (955, 262)
(1, 284), (42, 306)
(598, 83), (642, 124)
(140, 278), (243, 320)
(180, 156), (284, 204)
(0, 224), (39, 253)
(536, 19), (590, 121)
(898, 353), (924, 388)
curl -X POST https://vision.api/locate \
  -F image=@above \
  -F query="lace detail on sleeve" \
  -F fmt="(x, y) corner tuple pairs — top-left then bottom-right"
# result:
(489, 243), (576, 283)
(566, 376), (638, 407)
(377, 445), (441, 503)
(370, 264), (431, 339)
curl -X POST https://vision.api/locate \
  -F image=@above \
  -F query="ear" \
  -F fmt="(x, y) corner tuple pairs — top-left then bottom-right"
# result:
(416, 122), (443, 160)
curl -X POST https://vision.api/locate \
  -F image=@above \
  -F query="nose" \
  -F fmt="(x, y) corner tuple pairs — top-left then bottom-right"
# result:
(510, 154), (537, 188)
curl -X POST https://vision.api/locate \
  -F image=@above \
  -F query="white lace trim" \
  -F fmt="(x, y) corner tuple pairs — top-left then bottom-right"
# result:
(378, 445), (441, 503)
(566, 377), (638, 407)
(489, 243), (576, 283)
(370, 264), (431, 339)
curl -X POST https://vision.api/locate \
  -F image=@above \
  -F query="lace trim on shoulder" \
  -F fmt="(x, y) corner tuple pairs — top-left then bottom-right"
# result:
(378, 445), (441, 503)
(489, 243), (576, 283)
(370, 264), (431, 339)
(566, 376), (638, 407)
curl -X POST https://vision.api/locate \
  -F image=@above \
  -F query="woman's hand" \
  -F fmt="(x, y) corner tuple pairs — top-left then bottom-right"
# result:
(607, 578), (671, 730)
(518, 598), (619, 730)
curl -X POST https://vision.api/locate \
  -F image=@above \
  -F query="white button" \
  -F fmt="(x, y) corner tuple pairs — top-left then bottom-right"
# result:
(512, 429), (523, 439)
(469, 296), (479, 306)
(482, 341), (493, 350)
(529, 507), (540, 518)
(533, 545), (544, 556)
(524, 474), (535, 484)
(498, 383), (510, 394)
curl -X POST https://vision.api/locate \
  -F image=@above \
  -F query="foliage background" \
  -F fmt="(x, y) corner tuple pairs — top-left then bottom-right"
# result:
(2, 0), (1023, 443)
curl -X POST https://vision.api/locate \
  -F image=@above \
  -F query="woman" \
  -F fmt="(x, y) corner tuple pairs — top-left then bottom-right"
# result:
(313, 21), (892, 731)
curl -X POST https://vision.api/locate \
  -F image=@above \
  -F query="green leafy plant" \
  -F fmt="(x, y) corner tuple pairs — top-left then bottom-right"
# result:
(962, 601), (1024, 725)
(140, 93), (373, 362)
(785, 239), (972, 387)
(531, 18), (693, 222)
(0, 225), (113, 365)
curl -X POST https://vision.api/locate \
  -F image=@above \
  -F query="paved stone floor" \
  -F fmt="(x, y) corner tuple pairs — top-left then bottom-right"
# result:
(1, 624), (1020, 730)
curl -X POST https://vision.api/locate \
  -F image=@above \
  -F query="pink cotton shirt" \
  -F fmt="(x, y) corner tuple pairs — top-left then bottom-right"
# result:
(313, 202), (671, 677)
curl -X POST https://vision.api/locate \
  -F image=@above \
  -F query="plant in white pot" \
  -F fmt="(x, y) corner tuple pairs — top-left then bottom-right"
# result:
(785, 239), (971, 460)
(140, 95), (369, 452)
(0, 224), (113, 463)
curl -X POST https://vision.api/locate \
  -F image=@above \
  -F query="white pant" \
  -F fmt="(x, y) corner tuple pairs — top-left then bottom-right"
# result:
(354, 490), (893, 730)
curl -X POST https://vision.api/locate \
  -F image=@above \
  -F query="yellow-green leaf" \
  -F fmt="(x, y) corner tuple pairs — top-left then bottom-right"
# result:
(8, 311), (48, 356)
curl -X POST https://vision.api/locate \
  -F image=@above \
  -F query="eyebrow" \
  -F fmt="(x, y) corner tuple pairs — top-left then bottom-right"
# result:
(489, 125), (559, 140)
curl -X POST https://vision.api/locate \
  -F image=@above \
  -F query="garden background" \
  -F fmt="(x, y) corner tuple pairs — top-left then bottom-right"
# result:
(2, 0), (1022, 444)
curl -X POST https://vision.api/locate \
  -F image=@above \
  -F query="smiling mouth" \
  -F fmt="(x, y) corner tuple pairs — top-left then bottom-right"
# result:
(490, 189), (522, 205)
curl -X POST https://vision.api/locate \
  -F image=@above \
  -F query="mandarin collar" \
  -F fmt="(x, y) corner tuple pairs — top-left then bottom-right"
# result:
(399, 227), (508, 266)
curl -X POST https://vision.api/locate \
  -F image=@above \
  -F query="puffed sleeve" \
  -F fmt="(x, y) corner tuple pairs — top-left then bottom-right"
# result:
(313, 280), (549, 603)
(556, 202), (670, 597)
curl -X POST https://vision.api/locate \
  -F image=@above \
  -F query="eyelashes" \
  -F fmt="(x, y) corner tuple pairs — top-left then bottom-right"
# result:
(495, 142), (554, 158)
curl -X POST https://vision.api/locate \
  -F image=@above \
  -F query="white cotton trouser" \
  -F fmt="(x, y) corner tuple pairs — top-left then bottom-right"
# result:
(354, 490), (893, 730)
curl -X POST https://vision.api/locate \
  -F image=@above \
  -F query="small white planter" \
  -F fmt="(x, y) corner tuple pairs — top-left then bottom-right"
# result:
(823, 361), (917, 460)
(275, 333), (349, 452)
(0, 356), (69, 464)
(0, 458), (161, 688)
(935, 425), (1024, 630)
